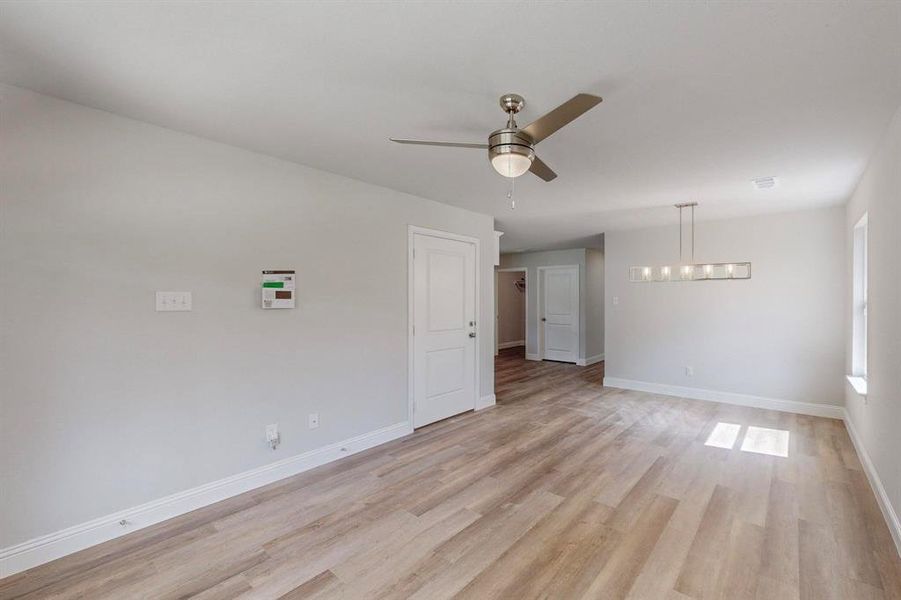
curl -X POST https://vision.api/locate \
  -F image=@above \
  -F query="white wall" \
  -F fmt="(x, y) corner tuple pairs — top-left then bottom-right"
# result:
(844, 105), (901, 552)
(585, 248), (605, 360)
(0, 85), (496, 549)
(500, 249), (587, 360)
(605, 206), (845, 407)
(496, 271), (525, 345)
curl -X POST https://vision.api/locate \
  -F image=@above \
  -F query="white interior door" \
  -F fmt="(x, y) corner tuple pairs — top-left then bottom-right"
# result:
(413, 233), (477, 428)
(541, 266), (579, 363)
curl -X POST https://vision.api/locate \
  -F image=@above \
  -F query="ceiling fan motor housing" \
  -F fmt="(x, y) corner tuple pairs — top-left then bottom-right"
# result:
(488, 128), (535, 177)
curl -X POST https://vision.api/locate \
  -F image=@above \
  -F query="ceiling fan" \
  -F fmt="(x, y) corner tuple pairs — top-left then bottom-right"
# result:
(390, 92), (603, 182)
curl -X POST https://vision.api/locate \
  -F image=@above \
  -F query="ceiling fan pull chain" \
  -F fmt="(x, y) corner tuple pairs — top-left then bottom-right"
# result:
(507, 176), (516, 209)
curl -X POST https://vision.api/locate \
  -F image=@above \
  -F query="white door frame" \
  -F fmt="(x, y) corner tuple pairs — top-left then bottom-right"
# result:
(408, 225), (481, 429)
(495, 267), (528, 354)
(537, 264), (580, 362)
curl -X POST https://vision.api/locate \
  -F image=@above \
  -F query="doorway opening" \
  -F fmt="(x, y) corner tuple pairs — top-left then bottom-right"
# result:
(495, 267), (527, 358)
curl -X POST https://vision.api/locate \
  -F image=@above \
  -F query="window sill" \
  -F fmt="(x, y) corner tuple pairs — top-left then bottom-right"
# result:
(846, 375), (867, 396)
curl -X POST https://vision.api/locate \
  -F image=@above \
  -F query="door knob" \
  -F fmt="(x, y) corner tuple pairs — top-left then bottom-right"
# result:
(469, 332), (476, 338)
(541, 318), (546, 322)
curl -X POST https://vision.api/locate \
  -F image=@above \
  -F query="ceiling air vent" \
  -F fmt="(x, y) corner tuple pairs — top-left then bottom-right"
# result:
(752, 176), (778, 190)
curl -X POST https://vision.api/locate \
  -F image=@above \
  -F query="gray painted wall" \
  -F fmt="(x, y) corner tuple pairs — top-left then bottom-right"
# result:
(605, 206), (845, 406)
(0, 85), (496, 548)
(844, 104), (901, 546)
(500, 249), (587, 360)
(499, 247), (605, 362)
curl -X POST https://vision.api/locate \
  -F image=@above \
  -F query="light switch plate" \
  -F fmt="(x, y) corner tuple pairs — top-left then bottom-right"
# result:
(155, 291), (192, 312)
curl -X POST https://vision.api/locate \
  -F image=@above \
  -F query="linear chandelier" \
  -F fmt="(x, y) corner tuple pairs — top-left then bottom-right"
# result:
(630, 202), (751, 282)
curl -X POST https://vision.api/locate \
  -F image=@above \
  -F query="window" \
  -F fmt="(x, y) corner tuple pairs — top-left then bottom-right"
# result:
(849, 214), (868, 395)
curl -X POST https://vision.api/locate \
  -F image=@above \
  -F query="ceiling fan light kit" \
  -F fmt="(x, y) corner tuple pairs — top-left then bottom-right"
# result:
(390, 92), (603, 182)
(491, 150), (533, 178)
(630, 202), (752, 282)
(489, 139), (534, 178)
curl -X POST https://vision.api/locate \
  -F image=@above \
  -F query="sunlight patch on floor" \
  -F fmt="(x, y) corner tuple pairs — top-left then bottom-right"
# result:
(740, 425), (790, 457)
(704, 422), (791, 457)
(704, 422), (742, 449)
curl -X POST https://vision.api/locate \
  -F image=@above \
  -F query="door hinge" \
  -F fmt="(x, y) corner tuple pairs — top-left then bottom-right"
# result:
(412, 324), (415, 335)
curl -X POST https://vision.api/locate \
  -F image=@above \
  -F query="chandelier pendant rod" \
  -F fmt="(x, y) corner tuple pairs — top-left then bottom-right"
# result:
(691, 203), (695, 263)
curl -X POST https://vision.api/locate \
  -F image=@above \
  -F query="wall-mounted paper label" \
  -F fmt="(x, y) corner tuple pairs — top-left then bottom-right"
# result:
(261, 270), (295, 309)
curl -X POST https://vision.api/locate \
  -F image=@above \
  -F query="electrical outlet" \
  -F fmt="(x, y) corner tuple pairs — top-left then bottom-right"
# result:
(685, 366), (694, 377)
(265, 423), (280, 450)
(308, 413), (319, 429)
(613, 296), (619, 305)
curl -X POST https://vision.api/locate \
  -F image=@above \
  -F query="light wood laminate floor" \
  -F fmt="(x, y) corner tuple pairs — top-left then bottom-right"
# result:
(2, 348), (900, 599)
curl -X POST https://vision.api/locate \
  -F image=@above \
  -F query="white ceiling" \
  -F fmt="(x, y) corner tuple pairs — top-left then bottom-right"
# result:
(1, 2), (900, 251)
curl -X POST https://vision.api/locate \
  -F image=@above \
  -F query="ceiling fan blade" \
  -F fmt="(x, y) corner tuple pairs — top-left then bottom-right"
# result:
(529, 156), (557, 182)
(521, 94), (603, 144)
(389, 138), (488, 149)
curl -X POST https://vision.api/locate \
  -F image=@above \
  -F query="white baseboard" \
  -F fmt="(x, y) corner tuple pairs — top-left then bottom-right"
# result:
(497, 340), (525, 350)
(476, 393), (496, 410)
(843, 409), (901, 558)
(602, 377), (844, 420)
(525, 353), (541, 361)
(576, 353), (605, 367)
(0, 421), (412, 578)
